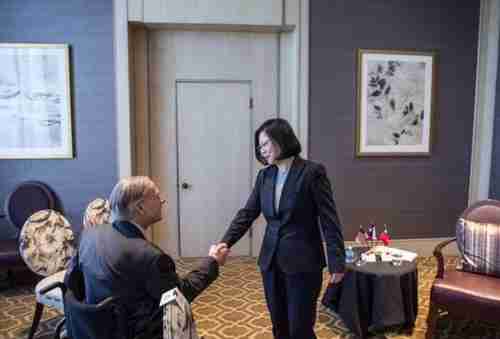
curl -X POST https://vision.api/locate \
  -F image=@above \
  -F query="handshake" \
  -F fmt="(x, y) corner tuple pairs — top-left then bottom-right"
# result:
(208, 242), (230, 266)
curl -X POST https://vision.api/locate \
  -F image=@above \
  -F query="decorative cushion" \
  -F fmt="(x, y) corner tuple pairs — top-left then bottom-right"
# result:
(19, 210), (75, 276)
(83, 198), (111, 228)
(456, 217), (500, 277)
(35, 270), (66, 312)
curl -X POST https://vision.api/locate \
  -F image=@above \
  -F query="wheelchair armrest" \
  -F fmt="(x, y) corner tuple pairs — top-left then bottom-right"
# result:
(433, 237), (456, 279)
(39, 281), (66, 295)
(97, 296), (117, 308)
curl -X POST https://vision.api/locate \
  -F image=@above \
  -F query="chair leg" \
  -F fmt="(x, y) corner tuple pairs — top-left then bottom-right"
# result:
(28, 302), (44, 339)
(53, 318), (65, 339)
(426, 302), (439, 339)
(6, 269), (14, 289)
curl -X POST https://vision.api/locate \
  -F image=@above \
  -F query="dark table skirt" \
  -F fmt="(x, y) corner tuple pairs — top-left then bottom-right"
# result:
(322, 261), (418, 338)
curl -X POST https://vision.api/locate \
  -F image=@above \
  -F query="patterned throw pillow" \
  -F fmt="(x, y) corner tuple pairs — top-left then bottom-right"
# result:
(19, 210), (76, 276)
(456, 217), (500, 277)
(83, 198), (111, 228)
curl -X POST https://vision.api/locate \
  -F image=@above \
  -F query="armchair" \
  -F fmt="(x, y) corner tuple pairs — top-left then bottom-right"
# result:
(0, 181), (56, 287)
(25, 198), (110, 339)
(19, 209), (75, 339)
(426, 199), (500, 339)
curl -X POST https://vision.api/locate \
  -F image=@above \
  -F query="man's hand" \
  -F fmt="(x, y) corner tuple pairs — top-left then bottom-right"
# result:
(209, 243), (230, 266)
(329, 272), (345, 284)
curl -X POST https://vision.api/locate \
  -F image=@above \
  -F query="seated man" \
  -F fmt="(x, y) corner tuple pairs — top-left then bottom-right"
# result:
(67, 176), (228, 338)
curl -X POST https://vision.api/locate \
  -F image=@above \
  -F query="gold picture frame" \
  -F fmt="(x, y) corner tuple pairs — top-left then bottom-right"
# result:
(0, 43), (73, 159)
(356, 49), (437, 157)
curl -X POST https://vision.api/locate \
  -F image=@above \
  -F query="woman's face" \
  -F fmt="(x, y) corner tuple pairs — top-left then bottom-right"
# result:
(258, 131), (281, 165)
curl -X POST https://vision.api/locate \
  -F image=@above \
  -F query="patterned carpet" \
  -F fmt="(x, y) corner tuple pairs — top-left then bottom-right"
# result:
(1, 256), (500, 339)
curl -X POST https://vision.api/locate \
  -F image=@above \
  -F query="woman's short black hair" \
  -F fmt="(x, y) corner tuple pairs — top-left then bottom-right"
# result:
(254, 118), (302, 165)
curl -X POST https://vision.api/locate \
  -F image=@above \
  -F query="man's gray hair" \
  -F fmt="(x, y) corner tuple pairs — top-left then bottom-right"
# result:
(109, 176), (155, 222)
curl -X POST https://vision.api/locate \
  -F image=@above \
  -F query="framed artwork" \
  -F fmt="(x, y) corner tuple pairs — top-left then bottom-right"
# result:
(0, 43), (73, 159)
(356, 49), (437, 157)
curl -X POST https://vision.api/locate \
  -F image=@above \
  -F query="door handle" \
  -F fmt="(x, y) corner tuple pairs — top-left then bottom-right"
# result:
(181, 182), (191, 190)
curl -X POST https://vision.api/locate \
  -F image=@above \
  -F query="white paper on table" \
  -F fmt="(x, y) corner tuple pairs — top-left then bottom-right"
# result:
(359, 246), (418, 263)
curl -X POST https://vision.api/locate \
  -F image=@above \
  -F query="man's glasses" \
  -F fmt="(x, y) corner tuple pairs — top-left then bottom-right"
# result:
(141, 192), (167, 205)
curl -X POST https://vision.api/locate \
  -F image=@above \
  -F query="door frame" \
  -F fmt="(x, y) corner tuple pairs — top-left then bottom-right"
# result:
(175, 79), (254, 256)
(128, 22), (307, 257)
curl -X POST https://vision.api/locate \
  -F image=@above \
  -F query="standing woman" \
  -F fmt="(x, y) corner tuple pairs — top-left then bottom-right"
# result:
(220, 118), (345, 339)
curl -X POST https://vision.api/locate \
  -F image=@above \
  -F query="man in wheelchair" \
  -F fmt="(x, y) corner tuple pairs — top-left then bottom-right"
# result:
(64, 176), (229, 339)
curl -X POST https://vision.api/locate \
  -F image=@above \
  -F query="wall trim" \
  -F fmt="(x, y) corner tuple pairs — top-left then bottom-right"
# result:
(345, 237), (459, 257)
(299, 0), (309, 158)
(114, 0), (133, 178)
(279, 0), (309, 159)
(145, 23), (295, 32)
(469, 0), (500, 204)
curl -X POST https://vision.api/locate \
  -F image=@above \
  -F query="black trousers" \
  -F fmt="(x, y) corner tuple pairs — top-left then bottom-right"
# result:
(261, 263), (323, 339)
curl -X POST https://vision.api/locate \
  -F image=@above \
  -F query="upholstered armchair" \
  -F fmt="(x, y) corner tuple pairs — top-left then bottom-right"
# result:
(426, 199), (500, 339)
(19, 210), (76, 339)
(24, 199), (110, 338)
(0, 181), (56, 287)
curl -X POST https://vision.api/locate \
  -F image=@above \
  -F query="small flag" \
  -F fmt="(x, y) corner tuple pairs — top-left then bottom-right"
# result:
(367, 222), (377, 241)
(378, 224), (391, 246)
(355, 225), (368, 245)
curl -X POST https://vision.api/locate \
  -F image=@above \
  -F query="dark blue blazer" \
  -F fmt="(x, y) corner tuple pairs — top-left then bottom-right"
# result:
(222, 157), (346, 274)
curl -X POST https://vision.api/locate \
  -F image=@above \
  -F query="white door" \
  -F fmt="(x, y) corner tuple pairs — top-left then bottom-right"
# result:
(177, 81), (252, 257)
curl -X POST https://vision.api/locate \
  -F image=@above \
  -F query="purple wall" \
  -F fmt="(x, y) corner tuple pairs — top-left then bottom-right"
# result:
(310, 0), (480, 239)
(0, 0), (117, 238)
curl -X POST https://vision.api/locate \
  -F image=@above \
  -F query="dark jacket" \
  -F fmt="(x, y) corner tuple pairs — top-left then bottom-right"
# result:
(222, 157), (345, 274)
(71, 220), (218, 336)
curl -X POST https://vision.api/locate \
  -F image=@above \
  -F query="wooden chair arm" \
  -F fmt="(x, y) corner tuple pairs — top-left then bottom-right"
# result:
(433, 237), (456, 279)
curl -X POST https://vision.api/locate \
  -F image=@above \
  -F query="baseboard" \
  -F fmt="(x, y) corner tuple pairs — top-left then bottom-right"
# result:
(344, 237), (459, 257)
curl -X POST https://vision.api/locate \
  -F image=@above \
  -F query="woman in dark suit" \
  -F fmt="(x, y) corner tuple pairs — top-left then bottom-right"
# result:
(220, 118), (346, 339)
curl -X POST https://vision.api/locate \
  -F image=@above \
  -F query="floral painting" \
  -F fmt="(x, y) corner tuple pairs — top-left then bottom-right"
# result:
(356, 49), (437, 156)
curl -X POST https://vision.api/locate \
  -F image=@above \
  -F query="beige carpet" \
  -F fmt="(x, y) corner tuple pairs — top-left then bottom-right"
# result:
(1, 256), (500, 339)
